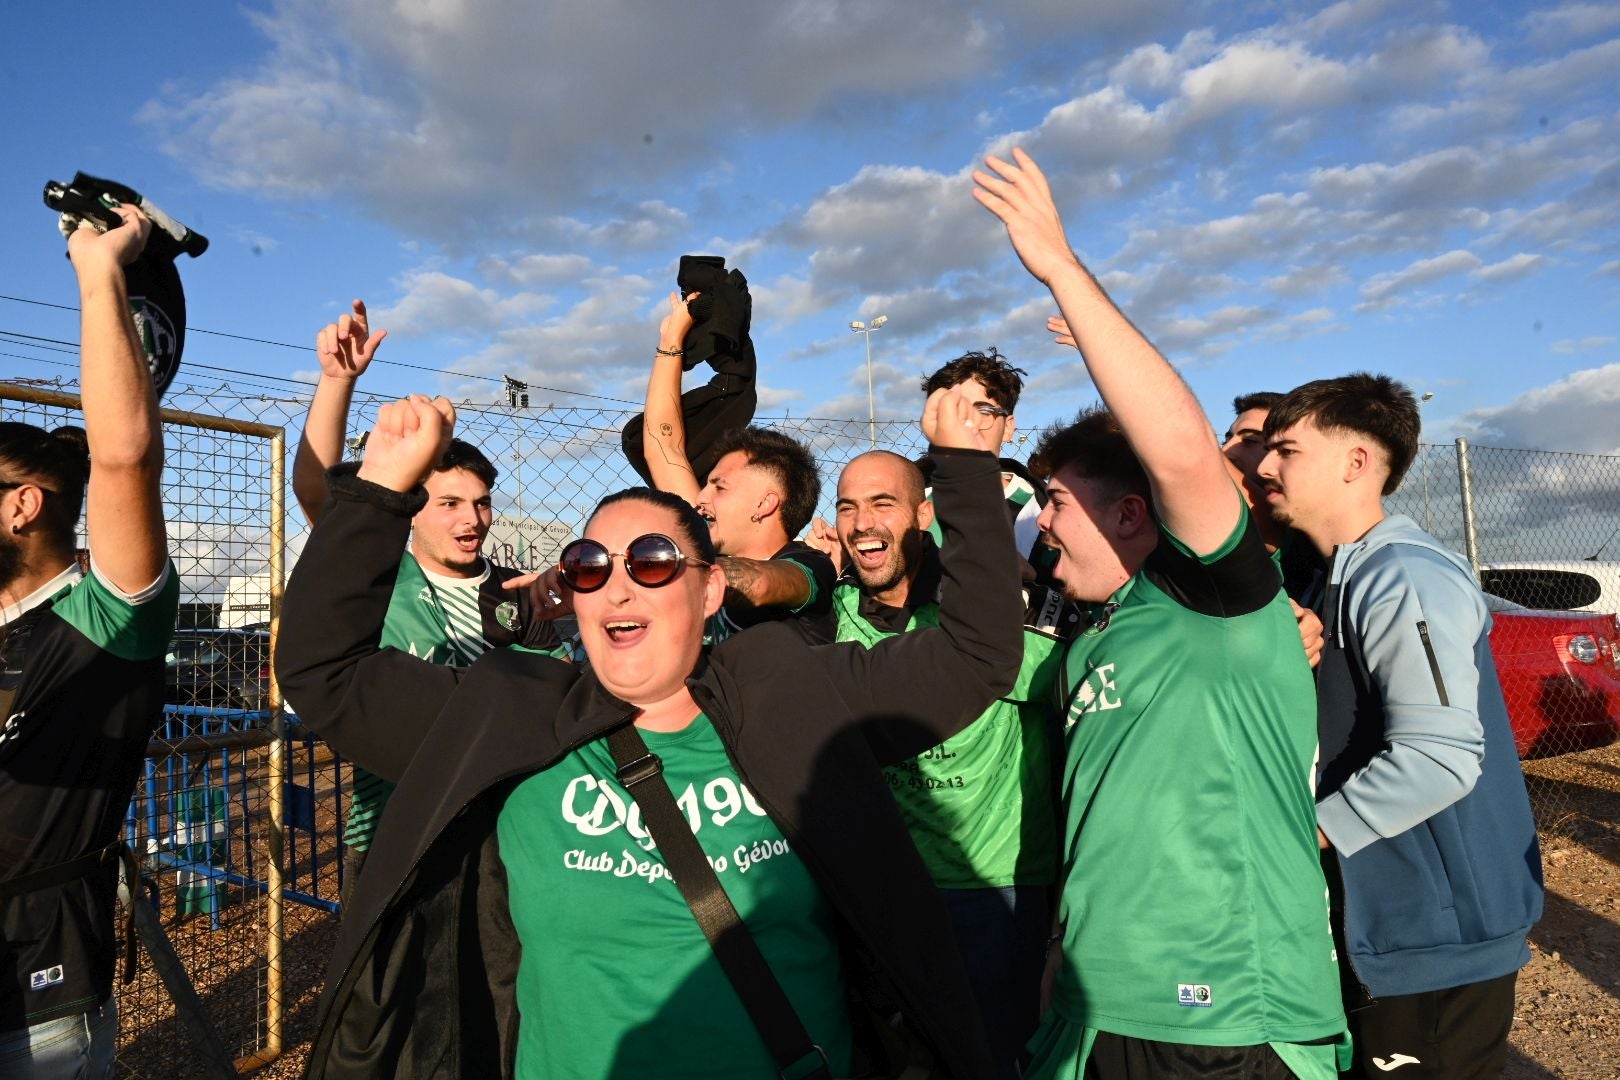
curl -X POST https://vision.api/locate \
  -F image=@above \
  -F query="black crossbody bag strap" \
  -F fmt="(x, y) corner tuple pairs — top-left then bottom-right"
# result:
(606, 723), (832, 1080)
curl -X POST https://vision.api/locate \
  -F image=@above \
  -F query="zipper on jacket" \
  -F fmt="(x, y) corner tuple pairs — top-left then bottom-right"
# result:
(1415, 621), (1449, 706)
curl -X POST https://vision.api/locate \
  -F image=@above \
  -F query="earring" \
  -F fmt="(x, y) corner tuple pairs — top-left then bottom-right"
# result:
(748, 513), (762, 523)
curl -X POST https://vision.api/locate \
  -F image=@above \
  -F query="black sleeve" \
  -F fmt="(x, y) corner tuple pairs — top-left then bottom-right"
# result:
(485, 564), (563, 653)
(1141, 509), (1281, 619)
(812, 447), (1024, 766)
(275, 465), (462, 783)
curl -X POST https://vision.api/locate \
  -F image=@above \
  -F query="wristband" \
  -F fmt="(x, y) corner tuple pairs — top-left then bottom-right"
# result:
(654, 346), (686, 357)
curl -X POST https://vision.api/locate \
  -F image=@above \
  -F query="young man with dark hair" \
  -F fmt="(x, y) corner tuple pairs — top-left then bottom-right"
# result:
(1, 204), (178, 1073)
(917, 348), (1054, 574)
(829, 447), (1064, 1079)
(1259, 373), (1542, 1079)
(641, 292), (836, 641)
(290, 301), (557, 905)
(1221, 391), (1327, 654)
(975, 149), (1348, 1078)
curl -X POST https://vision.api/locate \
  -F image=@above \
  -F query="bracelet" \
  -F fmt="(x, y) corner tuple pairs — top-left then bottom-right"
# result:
(1044, 933), (1063, 951)
(654, 346), (686, 357)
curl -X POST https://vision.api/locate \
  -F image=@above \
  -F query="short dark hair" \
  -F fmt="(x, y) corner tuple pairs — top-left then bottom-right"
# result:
(1232, 391), (1284, 415)
(1030, 406), (1151, 505)
(0, 422), (89, 549)
(921, 348), (1028, 412)
(1264, 373), (1419, 496)
(592, 488), (718, 564)
(433, 438), (497, 489)
(710, 426), (821, 538)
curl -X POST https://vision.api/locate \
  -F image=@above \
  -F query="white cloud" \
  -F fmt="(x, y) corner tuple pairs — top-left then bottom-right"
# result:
(1460, 364), (1620, 454)
(371, 271), (553, 337)
(1470, 253), (1545, 284)
(1358, 249), (1483, 309)
(1550, 336), (1616, 354)
(1522, 3), (1620, 44)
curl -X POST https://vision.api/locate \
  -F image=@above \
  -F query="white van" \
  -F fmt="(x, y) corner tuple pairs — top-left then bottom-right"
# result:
(1479, 562), (1620, 614)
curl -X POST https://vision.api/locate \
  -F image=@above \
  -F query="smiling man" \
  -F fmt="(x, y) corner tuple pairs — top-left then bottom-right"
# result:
(975, 148), (1348, 1078)
(290, 300), (558, 906)
(640, 292), (835, 642)
(831, 448), (1063, 1079)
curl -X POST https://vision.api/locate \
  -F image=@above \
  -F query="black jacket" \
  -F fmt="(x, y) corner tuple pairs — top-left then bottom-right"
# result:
(277, 448), (1022, 1079)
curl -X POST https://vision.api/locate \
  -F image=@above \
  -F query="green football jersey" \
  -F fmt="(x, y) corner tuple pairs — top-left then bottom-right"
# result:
(833, 581), (1061, 889)
(1046, 513), (1347, 1049)
(343, 554), (497, 852)
(498, 714), (854, 1078)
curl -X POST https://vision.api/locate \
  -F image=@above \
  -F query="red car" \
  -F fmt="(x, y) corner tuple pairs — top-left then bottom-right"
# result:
(1487, 595), (1620, 758)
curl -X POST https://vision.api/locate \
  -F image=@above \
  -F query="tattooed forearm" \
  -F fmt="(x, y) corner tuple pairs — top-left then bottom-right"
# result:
(716, 555), (810, 610)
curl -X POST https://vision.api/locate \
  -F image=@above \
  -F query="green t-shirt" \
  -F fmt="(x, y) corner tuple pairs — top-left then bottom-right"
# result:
(498, 714), (855, 1079)
(1047, 513), (1347, 1050)
(832, 582), (1061, 889)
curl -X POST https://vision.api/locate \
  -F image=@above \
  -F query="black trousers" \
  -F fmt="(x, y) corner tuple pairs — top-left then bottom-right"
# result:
(1344, 971), (1517, 1078)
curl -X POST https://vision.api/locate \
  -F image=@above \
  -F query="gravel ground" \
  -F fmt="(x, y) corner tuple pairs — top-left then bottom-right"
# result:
(116, 743), (1620, 1078)
(1507, 741), (1620, 1078)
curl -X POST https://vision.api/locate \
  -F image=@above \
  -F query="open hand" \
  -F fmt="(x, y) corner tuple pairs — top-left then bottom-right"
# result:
(1045, 314), (1079, 350)
(316, 299), (387, 380)
(805, 516), (844, 577)
(356, 395), (455, 492)
(502, 564), (575, 621)
(972, 149), (1082, 288)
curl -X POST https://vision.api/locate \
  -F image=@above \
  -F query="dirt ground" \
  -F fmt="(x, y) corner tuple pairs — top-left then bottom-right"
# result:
(118, 743), (1620, 1078)
(1507, 742), (1620, 1078)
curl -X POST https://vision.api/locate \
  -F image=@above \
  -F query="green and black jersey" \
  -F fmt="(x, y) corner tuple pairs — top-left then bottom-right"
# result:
(1045, 512), (1347, 1053)
(832, 562), (1062, 890)
(0, 563), (179, 1029)
(343, 553), (560, 853)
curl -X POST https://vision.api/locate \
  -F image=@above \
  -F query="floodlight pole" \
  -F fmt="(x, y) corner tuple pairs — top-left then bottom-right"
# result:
(849, 315), (889, 450)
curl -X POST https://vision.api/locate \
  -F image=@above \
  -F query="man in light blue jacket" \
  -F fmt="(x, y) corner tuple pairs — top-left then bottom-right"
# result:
(1257, 373), (1542, 1079)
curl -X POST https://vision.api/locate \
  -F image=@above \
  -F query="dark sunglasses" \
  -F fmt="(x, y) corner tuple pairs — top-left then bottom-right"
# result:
(558, 533), (711, 593)
(0, 482), (52, 496)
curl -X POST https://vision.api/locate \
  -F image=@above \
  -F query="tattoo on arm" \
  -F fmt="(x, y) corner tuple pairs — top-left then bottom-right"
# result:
(719, 556), (765, 610)
(717, 556), (811, 611)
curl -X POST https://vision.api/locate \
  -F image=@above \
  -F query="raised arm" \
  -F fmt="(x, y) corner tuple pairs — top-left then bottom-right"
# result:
(67, 205), (168, 593)
(816, 390), (1023, 764)
(277, 396), (462, 781)
(292, 299), (387, 525)
(640, 291), (702, 504)
(974, 149), (1239, 555)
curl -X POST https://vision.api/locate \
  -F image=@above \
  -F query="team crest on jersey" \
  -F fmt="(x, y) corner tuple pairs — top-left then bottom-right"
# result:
(1177, 983), (1212, 1007)
(495, 601), (519, 631)
(29, 965), (64, 990)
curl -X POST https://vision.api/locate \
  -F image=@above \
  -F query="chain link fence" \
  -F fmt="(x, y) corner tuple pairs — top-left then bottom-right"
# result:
(1388, 442), (1620, 826)
(3, 375), (1616, 1074)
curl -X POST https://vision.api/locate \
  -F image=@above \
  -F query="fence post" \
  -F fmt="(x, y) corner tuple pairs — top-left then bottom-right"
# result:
(1455, 437), (1481, 579)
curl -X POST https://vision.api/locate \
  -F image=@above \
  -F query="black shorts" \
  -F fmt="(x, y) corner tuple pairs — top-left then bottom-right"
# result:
(1084, 1031), (1295, 1078)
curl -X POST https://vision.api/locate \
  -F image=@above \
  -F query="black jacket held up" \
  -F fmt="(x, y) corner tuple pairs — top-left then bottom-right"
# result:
(276, 447), (1023, 1079)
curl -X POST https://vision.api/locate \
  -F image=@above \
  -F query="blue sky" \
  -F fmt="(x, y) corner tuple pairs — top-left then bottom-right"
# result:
(2, 0), (1618, 456)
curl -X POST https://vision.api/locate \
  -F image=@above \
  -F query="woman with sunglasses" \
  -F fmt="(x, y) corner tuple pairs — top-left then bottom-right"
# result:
(280, 388), (1022, 1079)
(1, 206), (177, 1076)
